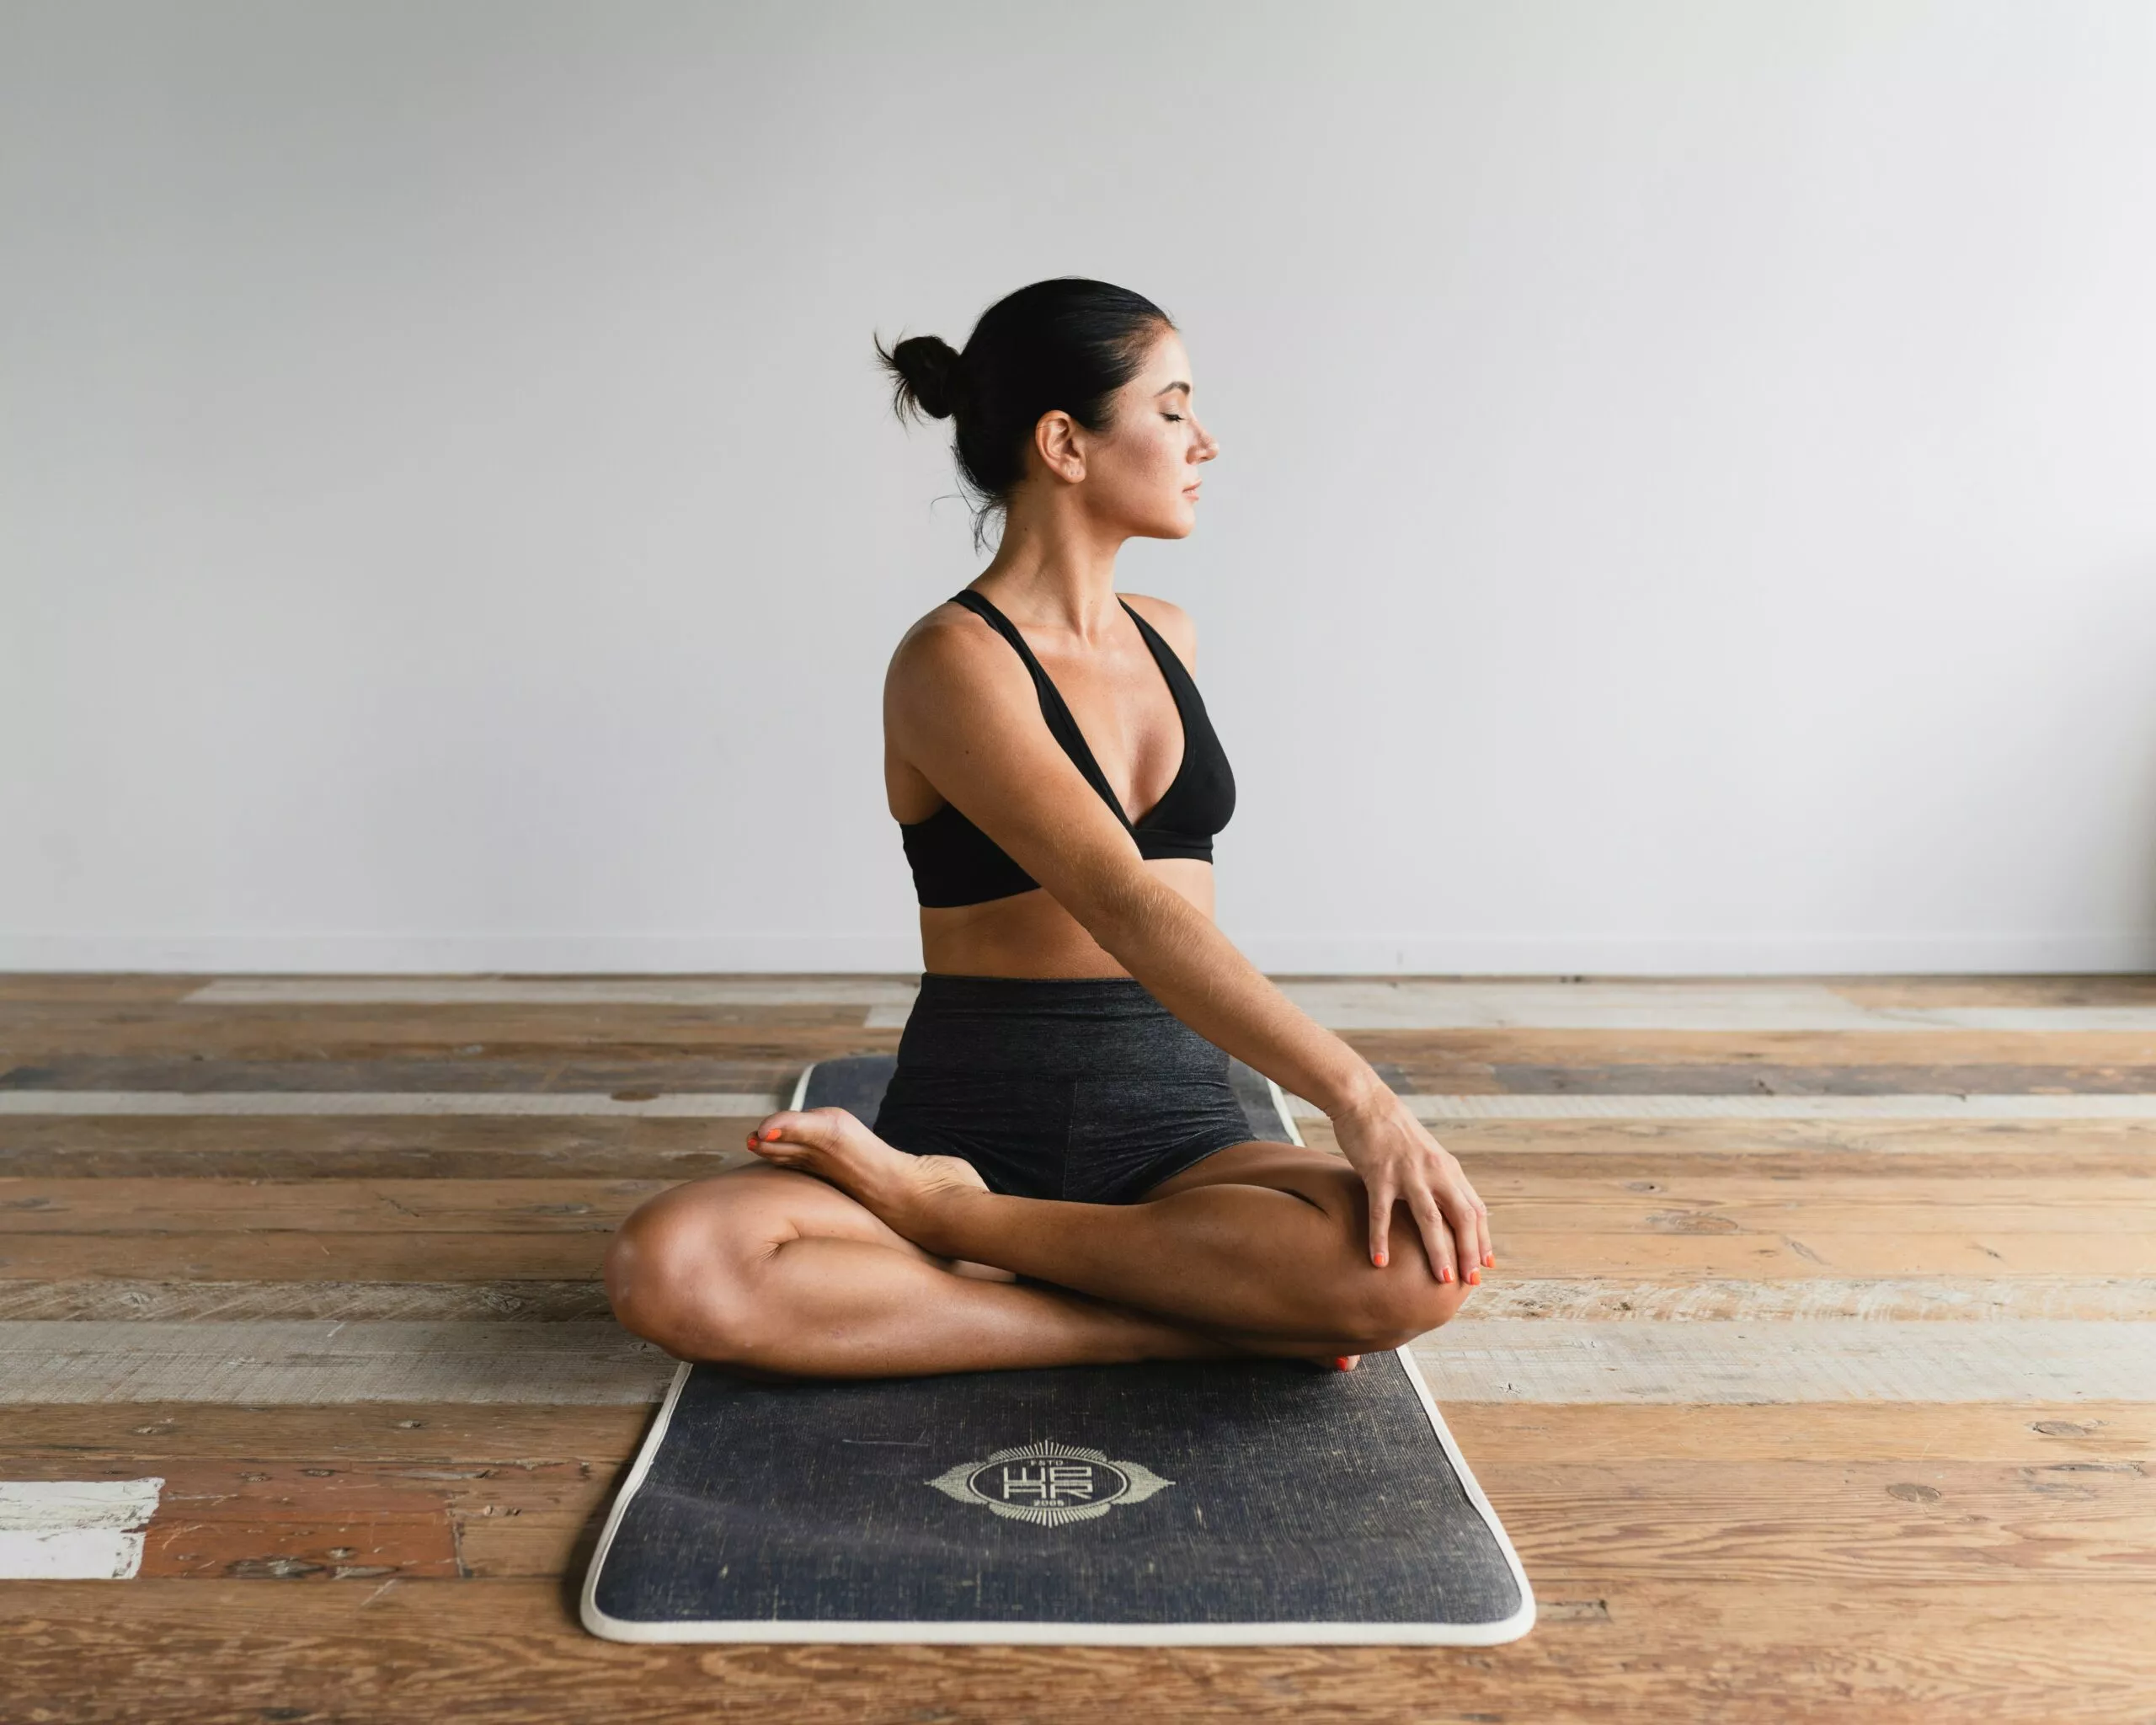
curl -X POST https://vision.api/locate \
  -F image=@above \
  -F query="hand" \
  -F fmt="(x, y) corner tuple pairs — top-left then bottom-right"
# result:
(1328, 1087), (1492, 1284)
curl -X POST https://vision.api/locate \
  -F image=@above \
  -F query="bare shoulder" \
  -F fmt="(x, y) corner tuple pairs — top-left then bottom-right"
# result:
(1118, 590), (1198, 671)
(884, 595), (1028, 726)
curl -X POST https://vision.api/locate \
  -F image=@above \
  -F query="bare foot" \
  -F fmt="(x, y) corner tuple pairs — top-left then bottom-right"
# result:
(746, 1110), (1363, 1375)
(746, 1106), (987, 1249)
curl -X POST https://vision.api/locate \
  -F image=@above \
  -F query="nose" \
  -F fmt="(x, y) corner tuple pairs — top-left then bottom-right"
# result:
(1193, 420), (1219, 462)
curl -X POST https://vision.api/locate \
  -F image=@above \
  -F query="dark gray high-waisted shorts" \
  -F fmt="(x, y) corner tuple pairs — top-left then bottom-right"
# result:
(869, 972), (1263, 1204)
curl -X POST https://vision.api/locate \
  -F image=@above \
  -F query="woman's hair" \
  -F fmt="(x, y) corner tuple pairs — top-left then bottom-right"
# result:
(874, 277), (1175, 551)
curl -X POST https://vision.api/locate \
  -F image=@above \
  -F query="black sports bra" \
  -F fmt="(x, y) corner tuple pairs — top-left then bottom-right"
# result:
(899, 587), (1236, 908)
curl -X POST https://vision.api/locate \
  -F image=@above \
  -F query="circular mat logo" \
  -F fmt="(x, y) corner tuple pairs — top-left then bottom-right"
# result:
(926, 1439), (1175, 1526)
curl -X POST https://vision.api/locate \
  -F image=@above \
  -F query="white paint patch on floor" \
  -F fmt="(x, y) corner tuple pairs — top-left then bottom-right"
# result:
(186, 978), (922, 1007)
(1286, 1092), (2156, 1121)
(184, 976), (2156, 1032)
(0, 1091), (787, 1117)
(0, 1321), (678, 1406)
(1412, 1319), (2156, 1403)
(0, 1478), (164, 1578)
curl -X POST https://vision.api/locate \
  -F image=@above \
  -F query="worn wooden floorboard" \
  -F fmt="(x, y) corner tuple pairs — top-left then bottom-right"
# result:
(6, 1172), (2152, 1231)
(1830, 976), (2156, 1008)
(3, 1579), (2154, 1724)
(5, 1226), (2149, 1284)
(7, 1398), (2149, 1467)
(2, 1452), (2149, 1589)
(10, 1274), (2156, 1323)
(10, 996), (2156, 1058)
(8, 1318), (2154, 1406)
(7, 1113), (2155, 1183)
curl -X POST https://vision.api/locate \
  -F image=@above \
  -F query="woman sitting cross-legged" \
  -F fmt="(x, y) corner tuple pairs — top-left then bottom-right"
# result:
(603, 277), (1493, 1379)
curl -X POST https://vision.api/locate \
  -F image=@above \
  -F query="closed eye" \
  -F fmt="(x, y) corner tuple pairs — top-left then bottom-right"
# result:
(1163, 414), (1183, 422)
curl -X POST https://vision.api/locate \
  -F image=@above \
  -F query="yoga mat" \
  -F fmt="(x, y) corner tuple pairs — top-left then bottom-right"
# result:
(581, 1053), (1534, 1645)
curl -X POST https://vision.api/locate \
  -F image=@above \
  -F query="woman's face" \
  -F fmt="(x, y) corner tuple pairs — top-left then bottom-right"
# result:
(1057, 324), (1219, 539)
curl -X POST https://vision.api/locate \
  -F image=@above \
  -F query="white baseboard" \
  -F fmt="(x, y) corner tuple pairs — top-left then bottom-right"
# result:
(2, 929), (2152, 975)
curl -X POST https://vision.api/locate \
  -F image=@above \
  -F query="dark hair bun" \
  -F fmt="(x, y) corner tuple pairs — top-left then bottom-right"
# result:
(874, 279), (1174, 552)
(884, 334), (967, 420)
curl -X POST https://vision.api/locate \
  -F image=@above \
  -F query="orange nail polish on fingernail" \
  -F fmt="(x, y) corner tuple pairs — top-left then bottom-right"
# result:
(1439, 1266), (1453, 1283)
(1374, 1252), (1388, 1268)
(1468, 1269), (1481, 1285)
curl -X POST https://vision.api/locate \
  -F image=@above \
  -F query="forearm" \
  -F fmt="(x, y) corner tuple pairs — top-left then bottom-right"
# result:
(1077, 872), (1388, 1119)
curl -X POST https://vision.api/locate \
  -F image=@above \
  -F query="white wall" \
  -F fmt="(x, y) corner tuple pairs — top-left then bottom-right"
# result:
(4, 0), (2153, 976)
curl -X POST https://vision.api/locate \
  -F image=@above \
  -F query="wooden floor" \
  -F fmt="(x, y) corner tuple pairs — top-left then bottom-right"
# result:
(3, 972), (2153, 1723)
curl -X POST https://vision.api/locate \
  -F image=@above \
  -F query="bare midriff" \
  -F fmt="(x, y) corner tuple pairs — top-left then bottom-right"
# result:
(917, 857), (1214, 980)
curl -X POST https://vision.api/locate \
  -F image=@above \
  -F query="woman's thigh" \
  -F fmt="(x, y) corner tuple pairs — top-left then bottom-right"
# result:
(1134, 1140), (1364, 1221)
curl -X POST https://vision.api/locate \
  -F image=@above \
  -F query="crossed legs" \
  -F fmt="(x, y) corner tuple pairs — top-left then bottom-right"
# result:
(604, 1108), (1470, 1380)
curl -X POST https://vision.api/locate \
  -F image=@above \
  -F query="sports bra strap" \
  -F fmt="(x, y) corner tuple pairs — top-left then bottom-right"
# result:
(948, 588), (1137, 831)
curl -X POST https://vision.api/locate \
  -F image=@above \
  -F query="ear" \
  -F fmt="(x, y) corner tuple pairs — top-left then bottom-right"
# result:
(1034, 409), (1086, 483)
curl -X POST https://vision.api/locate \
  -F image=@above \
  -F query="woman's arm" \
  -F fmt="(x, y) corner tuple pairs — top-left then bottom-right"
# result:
(885, 610), (1492, 1284)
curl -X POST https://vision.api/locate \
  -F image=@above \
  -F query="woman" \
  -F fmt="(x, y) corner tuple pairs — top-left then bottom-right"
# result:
(604, 277), (1492, 1379)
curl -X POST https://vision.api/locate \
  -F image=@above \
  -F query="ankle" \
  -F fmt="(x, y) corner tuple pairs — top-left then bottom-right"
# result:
(907, 1181), (993, 1260)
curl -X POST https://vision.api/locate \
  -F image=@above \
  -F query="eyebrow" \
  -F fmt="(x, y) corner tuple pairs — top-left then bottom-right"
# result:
(1155, 381), (1191, 396)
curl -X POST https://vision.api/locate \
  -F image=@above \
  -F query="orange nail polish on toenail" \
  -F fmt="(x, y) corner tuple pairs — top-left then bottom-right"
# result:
(1334, 1356), (1353, 1370)
(763, 1128), (782, 1141)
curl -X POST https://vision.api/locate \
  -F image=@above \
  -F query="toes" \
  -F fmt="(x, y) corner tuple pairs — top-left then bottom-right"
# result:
(744, 1107), (869, 1157)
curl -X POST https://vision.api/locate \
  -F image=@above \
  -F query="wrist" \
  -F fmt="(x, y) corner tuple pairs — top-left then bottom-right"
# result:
(1315, 1061), (1393, 1122)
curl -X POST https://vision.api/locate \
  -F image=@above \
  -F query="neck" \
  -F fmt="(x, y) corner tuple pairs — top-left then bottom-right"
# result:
(972, 488), (1128, 644)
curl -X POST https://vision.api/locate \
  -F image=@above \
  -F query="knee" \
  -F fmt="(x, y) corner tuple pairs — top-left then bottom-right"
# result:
(1360, 1269), (1470, 1350)
(1293, 1169), (1473, 1349)
(1323, 1257), (1471, 1354)
(602, 1186), (775, 1362)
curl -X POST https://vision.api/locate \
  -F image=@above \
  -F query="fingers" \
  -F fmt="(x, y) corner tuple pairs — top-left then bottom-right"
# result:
(1365, 1177), (1396, 1268)
(1417, 1119), (1495, 1273)
(1449, 1194), (1481, 1284)
(1405, 1189), (1458, 1284)
(1451, 1165), (1494, 1271)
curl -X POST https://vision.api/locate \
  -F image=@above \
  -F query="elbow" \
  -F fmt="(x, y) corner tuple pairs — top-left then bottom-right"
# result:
(1059, 862), (1175, 958)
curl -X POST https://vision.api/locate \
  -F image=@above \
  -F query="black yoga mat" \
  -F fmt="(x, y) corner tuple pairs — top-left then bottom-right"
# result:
(580, 1053), (1534, 1645)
